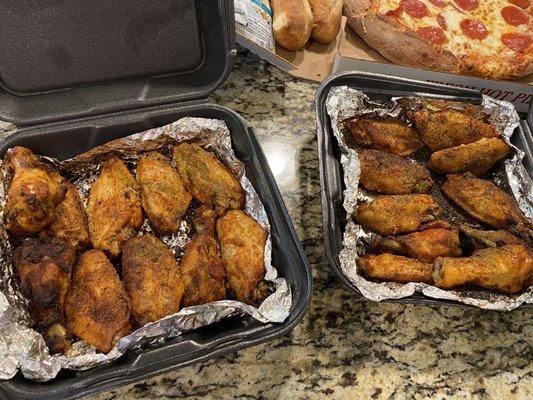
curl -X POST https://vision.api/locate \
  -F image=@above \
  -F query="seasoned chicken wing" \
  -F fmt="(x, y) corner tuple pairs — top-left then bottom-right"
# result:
(180, 206), (226, 307)
(355, 194), (440, 235)
(65, 250), (132, 353)
(358, 253), (433, 284)
(136, 152), (192, 235)
(40, 183), (90, 250)
(343, 117), (424, 156)
(433, 245), (533, 293)
(173, 143), (245, 211)
(87, 157), (142, 257)
(217, 210), (267, 305)
(14, 238), (74, 353)
(122, 234), (184, 325)
(428, 137), (509, 176)
(358, 149), (433, 194)
(460, 225), (525, 249)
(411, 108), (498, 151)
(5, 147), (67, 236)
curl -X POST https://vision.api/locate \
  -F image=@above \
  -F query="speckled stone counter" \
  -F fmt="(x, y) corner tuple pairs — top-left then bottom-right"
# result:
(92, 50), (532, 400)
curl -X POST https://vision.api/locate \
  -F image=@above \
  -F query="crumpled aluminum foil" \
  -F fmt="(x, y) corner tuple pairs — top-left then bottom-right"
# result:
(326, 85), (533, 311)
(0, 117), (291, 381)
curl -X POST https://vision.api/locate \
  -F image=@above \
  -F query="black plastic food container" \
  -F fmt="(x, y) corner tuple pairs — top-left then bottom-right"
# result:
(316, 71), (533, 308)
(0, 1), (312, 398)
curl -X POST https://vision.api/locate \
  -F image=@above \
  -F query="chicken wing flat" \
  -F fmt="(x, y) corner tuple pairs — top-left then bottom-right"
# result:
(14, 238), (74, 353)
(40, 183), (90, 250)
(460, 225), (525, 249)
(433, 245), (533, 293)
(358, 253), (433, 284)
(122, 234), (184, 325)
(136, 152), (192, 235)
(173, 143), (245, 211)
(87, 157), (142, 257)
(180, 206), (226, 307)
(217, 210), (267, 305)
(5, 147), (67, 236)
(343, 117), (424, 156)
(355, 194), (440, 235)
(358, 149), (433, 194)
(65, 249), (132, 353)
(428, 137), (509, 176)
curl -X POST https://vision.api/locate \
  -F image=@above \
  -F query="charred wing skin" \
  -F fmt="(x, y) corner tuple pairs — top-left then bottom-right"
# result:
(358, 253), (433, 284)
(433, 245), (533, 293)
(173, 143), (245, 211)
(136, 152), (192, 235)
(358, 149), (433, 194)
(428, 138), (509, 176)
(122, 234), (184, 325)
(65, 249), (132, 353)
(217, 210), (267, 306)
(460, 225), (525, 249)
(87, 157), (142, 257)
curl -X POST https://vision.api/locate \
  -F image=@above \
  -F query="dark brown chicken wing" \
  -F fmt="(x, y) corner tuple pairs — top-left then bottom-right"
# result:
(122, 234), (184, 325)
(358, 253), (433, 284)
(136, 152), (192, 235)
(460, 225), (525, 249)
(358, 149), (433, 194)
(65, 249), (132, 353)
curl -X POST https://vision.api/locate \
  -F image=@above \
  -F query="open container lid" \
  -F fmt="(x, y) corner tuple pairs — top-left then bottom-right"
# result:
(0, 0), (235, 127)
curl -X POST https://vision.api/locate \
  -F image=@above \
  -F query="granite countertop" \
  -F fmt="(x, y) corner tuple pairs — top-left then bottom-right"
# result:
(93, 50), (532, 400)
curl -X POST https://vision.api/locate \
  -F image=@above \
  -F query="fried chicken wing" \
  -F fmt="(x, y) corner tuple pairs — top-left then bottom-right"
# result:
(65, 250), (132, 353)
(355, 194), (440, 235)
(358, 149), (433, 194)
(460, 225), (525, 249)
(40, 183), (90, 250)
(87, 157), (142, 257)
(14, 238), (74, 353)
(173, 143), (245, 211)
(217, 210), (267, 306)
(122, 234), (184, 325)
(433, 245), (533, 293)
(5, 147), (67, 236)
(343, 117), (424, 156)
(411, 109), (498, 151)
(180, 206), (226, 307)
(358, 253), (433, 284)
(428, 137), (509, 176)
(136, 152), (192, 235)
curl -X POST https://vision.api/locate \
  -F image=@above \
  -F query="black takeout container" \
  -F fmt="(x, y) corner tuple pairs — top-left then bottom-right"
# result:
(316, 71), (533, 308)
(0, 1), (312, 398)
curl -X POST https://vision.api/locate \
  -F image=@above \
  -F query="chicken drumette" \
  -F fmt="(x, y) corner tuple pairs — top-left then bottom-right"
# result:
(358, 253), (433, 284)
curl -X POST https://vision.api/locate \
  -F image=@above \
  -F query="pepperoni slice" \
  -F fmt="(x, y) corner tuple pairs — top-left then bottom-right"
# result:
(508, 0), (529, 9)
(501, 33), (532, 53)
(417, 26), (447, 44)
(429, 0), (448, 6)
(501, 6), (529, 26)
(460, 19), (488, 39)
(437, 13), (447, 29)
(401, 0), (429, 18)
(454, 0), (479, 10)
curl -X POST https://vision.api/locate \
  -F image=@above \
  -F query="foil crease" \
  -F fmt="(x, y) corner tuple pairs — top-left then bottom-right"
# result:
(0, 117), (291, 381)
(326, 86), (533, 311)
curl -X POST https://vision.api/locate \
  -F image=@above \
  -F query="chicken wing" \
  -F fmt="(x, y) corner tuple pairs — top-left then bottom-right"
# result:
(343, 117), (424, 156)
(428, 137), (509, 176)
(65, 249), (132, 353)
(217, 210), (267, 305)
(180, 206), (226, 307)
(411, 109), (498, 151)
(173, 143), (245, 211)
(442, 174), (531, 238)
(14, 238), (74, 353)
(433, 245), (533, 293)
(136, 152), (192, 235)
(358, 149), (433, 194)
(4, 147), (67, 236)
(122, 234), (184, 325)
(358, 253), (433, 284)
(39, 183), (90, 250)
(460, 225), (525, 249)
(355, 194), (440, 235)
(87, 157), (142, 257)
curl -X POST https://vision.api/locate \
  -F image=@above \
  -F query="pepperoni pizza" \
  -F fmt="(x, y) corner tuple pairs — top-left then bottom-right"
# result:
(345, 0), (532, 79)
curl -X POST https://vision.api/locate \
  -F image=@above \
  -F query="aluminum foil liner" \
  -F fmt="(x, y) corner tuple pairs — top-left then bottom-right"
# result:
(326, 85), (533, 311)
(0, 117), (291, 381)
